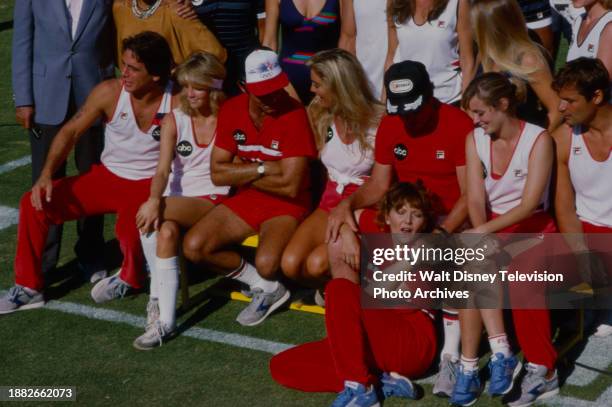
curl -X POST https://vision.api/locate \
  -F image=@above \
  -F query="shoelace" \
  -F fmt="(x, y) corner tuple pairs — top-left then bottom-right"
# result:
(443, 359), (457, 382)
(8, 286), (23, 302)
(146, 300), (160, 329)
(146, 321), (166, 347)
(334, 387), (357, 405)
(522, 364), (541, 389)
(112, 280), (130, 299)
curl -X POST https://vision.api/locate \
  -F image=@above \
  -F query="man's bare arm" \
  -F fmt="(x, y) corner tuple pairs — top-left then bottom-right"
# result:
(252, 157), (308, 198)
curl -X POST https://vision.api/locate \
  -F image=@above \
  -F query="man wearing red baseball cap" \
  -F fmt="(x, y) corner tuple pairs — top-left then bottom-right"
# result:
(182, 49), (318, 326)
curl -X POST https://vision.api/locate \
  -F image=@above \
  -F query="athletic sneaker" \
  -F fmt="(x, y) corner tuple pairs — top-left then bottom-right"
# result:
(450, 366), (481, 406)
(314, 288), (325, 307)
(78, 260), (108, 284)
(488, 353), (522, 396)
(331, 381), (380, 407)
(146, 298), (160, 329)
(507, 363), (559, 407)
(235, 283), (290, 326)
(381, 372), (420, 400)
(0, 285), (44, 314)
(433, 354), (459, 398)
(594, 323), (612, 338)
(90, 272), (132, 303)
(133, 320), (173, 351)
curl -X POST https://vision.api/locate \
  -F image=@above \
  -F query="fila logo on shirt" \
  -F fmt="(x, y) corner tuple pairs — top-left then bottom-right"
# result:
(437, 20), (446, 28)
(151, 126), (161, 142)
(435, 150), (446, 160)
(271, 140), (280, 150)
(514, 169), (526, 178)
(176, 140), (193, 157)
(573, 146), (582, 155)
(120, 112), (128, 120)
(394, 144), (408, 160)
(588, 44), (595, 53)
(233, 130), (247, 145)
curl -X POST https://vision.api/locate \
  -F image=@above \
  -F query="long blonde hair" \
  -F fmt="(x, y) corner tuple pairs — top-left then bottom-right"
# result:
(306, 49), (384, 152)
(175, 52), (226, 116)
(472, 0), (548, 85)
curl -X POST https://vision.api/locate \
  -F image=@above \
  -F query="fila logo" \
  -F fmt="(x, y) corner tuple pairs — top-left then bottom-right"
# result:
(233, 130), (247, 145)
(120, 112), (128, 120)
(271, 140), (280, 150)
(151, 126), (161, 142)
(437, 20), (446, 28)
(436, 150), (445, 160)
(588, 44), (595, 53)
(514, 169), (525, 178)
(176, 140), (193, 157)
(394, 144), (408, 160)
(573, 146), (582, 155)
(325, 127), (334, 143)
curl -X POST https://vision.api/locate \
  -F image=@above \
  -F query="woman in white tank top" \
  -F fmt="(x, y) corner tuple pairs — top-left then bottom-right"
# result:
(449, 73), (557, 406)
(567, 0), (612, 78)
(133, 53), (230, 350)
(385, 0), (475, 104)
(281, 49), (384, 290)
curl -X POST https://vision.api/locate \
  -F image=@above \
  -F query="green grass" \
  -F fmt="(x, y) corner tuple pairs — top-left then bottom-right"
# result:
(0, 1), (610, 406)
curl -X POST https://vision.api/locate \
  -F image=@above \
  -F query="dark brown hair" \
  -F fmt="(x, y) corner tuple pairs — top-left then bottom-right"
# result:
(388, 0), (450, 24)
(461, 72), (524, 115)
(552, 57), (610, 102)
(122, 31), (173, 87)
(376, 182), (437, 232)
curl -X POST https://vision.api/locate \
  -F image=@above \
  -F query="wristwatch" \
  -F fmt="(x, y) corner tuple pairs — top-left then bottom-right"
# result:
(257, 163), (265, 177)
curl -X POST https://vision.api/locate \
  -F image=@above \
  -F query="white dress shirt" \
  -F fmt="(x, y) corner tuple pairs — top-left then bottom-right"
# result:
(65, 0), (83, 38)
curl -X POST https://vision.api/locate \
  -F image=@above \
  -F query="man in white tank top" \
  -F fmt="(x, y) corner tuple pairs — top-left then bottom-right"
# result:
(552, 58), (612, 338)
(0, 32), (179, 314)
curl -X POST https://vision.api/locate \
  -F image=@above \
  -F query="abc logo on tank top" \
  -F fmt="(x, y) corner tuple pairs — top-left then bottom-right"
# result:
(233, 130), (247, 145)
(176, 140), (193, 157)
(394, 144), (408, 160)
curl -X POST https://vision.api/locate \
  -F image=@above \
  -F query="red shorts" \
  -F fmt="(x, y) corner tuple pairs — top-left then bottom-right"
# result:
(318, 180), (360, 212)
(494, 211), (558, 233)
(223, 188), (310, 231)
(196, 193), (229, 205)
(358, 208), (389, 233)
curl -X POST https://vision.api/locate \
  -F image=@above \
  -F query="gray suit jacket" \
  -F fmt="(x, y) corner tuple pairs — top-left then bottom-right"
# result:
(12, 0), (112, 125)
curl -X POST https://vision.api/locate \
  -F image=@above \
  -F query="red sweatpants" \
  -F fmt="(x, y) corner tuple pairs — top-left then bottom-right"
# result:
(15, 164), (151, 290)
(270, 278), (436, 392)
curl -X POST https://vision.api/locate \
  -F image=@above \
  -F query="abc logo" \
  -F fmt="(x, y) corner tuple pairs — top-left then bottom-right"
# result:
(394, 144), (408, 160)
(151, 126), (161, 142)
(325, 127), (333, 143)
(233, 130), (247, 145)
(176, 141), (193, 157)
(191, 0), (204, 6)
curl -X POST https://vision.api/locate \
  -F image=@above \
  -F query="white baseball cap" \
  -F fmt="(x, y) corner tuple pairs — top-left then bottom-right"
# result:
(244, 49), (289, 96)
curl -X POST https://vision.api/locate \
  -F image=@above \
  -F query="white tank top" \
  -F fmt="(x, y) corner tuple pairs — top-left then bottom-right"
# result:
(568, 126), (612, 227)
(567, 11), (612, 61)
(164, 108), (230, 198)
(394, 0), (462, 104)
(320, 122), (375, 194)
(354, 0), (388, 98)
(102, 83), (173, 180)
(474, 122), (548, 215)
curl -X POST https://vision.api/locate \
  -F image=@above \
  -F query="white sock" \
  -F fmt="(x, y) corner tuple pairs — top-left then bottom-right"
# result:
(156, 256), (179, 330)
(460, 355), (479, 372)
(441, 309), (460, 361)
(227, 259), (279, 293)
(140, 232), (159, 298)
(488, 333), (511, 358)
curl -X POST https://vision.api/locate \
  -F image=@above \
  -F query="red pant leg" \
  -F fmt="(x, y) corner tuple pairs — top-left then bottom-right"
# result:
(362, 309), (437, 379)
(269, 339), (344, 393)
(325, 278), (378, 386)
(326, 279), (437, 383)
(14, 165), (150, 290)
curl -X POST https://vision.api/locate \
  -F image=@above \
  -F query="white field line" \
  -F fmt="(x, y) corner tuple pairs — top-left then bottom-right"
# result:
(0, 155), (31, 175)
(0, 205), (19, 230)
(566, 336), (612, 386)
(43, 299), (293, 355)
